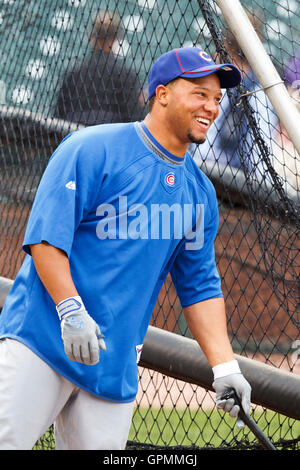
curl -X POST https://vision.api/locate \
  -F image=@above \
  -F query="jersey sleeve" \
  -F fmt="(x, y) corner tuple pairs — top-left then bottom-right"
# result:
(170, 190), (223, 308)
(23, 130), (105, 257)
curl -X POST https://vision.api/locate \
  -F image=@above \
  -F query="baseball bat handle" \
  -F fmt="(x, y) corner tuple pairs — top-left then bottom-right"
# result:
(221, 389), (277, 450)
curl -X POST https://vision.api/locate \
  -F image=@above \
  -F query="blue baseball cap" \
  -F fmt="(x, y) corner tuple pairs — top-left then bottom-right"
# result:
(148, 47), (241, 99)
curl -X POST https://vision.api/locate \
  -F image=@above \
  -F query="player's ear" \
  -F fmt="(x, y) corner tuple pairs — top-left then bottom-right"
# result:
(155, 85), (170, 107)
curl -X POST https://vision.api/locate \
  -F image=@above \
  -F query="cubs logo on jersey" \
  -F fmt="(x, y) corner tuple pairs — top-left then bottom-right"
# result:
(165, 172), (175, 187)
(160, 169), (182, 194)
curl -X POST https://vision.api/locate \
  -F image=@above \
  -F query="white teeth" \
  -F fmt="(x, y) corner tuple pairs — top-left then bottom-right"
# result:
(196, 117), (210, 125)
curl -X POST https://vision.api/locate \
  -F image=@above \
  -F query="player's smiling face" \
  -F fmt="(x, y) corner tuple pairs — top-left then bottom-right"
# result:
(165, 74), (222, 146)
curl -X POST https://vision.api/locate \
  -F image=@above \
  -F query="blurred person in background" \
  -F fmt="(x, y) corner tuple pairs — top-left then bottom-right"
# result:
(273, 53), (300, 197)
(54, 10), (144, 125)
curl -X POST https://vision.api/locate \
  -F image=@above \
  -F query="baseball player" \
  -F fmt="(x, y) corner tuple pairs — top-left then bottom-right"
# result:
(0, 47), (251, 450)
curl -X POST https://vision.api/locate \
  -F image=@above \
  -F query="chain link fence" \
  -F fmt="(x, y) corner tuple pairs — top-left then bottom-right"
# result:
(0, 0), (299, 450)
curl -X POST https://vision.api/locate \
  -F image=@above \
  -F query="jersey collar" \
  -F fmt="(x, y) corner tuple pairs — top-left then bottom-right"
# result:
(137, 121), (186, 165)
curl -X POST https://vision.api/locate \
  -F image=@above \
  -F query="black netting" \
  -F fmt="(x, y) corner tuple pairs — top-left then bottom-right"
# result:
(0, 0), (299, 451)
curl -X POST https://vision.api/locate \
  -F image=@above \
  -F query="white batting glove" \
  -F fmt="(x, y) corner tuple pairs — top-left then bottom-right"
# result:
(212, 360), (252, 428)
(56, 296), (106, 365)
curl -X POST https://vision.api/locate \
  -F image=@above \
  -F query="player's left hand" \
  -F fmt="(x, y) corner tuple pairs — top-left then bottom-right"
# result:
(212, 366), (251, 428)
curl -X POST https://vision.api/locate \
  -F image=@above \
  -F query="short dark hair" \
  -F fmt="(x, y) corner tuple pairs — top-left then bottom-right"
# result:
(148, 95), (156, 112)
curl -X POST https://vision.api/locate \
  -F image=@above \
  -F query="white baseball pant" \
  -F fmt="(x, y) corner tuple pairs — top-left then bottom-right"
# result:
(0, 338), (134, 450)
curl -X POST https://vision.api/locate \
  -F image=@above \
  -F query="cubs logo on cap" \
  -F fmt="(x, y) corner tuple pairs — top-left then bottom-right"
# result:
(198, 50), (213, 62)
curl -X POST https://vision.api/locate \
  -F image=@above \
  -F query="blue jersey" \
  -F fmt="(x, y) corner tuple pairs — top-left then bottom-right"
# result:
(0, 122), (223, 403)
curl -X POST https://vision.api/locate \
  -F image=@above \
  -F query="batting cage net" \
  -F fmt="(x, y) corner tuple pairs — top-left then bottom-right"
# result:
(0, 0), (300, 451)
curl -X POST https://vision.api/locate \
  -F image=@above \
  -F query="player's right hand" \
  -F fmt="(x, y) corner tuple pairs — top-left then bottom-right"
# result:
(56, 296), (106, 365)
